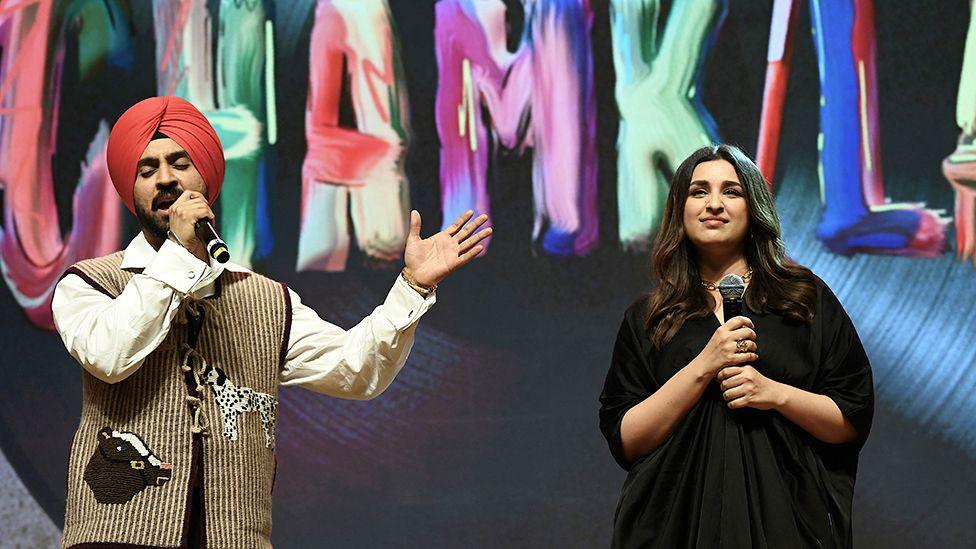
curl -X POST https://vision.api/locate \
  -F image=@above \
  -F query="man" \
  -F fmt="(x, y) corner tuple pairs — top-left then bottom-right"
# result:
(51, 96), (491, 548)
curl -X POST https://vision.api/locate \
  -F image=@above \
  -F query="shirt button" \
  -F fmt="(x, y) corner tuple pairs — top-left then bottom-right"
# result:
(187, 271), (196, 279)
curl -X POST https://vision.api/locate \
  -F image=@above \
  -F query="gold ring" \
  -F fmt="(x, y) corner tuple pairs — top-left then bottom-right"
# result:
(735, 339), (749, 353)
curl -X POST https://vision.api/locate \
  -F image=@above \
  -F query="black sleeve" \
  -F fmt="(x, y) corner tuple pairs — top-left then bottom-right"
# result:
(599, 300), (658, 470)
(814, 281), (875, 445)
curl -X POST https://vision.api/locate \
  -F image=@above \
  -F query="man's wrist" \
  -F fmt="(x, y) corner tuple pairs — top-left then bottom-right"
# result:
(167, 231), (208, 264)
(167, 230), (186, 248)
(401, 267), (436, 297)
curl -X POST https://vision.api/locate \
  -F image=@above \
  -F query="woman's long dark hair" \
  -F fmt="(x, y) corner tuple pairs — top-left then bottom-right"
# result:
(644, 144), (817, 348)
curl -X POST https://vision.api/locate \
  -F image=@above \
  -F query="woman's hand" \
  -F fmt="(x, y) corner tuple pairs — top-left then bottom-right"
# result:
(717, 365), (786, 410)
(691, 316), (759, 380)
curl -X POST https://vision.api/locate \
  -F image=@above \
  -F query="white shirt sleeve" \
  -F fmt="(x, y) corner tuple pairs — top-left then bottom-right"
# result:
(51, 240), (217, 384)
(279, 275), (436, 400)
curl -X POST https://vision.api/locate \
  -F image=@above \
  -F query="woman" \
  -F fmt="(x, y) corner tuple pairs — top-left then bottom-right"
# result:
(599, 144), (874, 548)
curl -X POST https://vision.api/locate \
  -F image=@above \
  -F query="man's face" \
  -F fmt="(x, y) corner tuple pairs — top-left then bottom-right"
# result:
(132, 138), (208, 241)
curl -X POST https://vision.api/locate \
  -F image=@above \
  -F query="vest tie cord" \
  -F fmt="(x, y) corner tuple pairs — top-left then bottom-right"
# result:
(176, 295), (221, 326)
(180, 345), (211, 437)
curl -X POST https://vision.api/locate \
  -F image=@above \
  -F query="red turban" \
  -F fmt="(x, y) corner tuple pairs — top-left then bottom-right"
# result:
(106, 96), (225, 214)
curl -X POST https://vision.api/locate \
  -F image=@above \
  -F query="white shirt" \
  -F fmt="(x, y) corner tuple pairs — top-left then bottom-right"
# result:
(51, 233), (435, 400)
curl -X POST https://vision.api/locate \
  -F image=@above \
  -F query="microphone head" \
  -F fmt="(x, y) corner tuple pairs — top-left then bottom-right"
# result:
(717, 273), (745, 300)
(208, 241), (230, 263)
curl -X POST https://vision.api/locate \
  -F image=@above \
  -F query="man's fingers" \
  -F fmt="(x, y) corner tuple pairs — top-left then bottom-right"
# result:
(459, 227), (492, 253)
(448, 210), (475, 235)
(173, 202), (213, 220)
(455, 214), (489, 241)
(410, 210), (422, 238)
(170, 192), (208, 215)
(458, 244), (485, 264)
(175, 190), (204, 203)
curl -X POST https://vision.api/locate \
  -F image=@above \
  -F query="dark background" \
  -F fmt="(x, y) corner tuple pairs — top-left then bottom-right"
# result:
(1, 1), (974, 547)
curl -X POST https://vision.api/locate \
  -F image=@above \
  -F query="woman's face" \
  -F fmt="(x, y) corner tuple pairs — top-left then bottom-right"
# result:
(682, 159), (750, 253)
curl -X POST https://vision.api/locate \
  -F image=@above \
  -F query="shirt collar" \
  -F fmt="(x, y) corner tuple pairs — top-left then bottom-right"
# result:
(119, 232), (163, 269)
(119, 232), (247, 274)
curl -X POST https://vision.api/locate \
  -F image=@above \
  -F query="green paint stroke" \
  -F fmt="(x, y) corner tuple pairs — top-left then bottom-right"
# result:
(216, 0), (268, 266)
(610, 0), (726, 250)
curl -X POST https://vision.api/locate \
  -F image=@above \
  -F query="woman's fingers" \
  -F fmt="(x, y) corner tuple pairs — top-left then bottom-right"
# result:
(717, 367), (742, 381)
(731, 352), (759, 365)
(723, 315), (754, 330)
(723, 385), (748, 401)
(727, 339), (757, 353)
(729, 326), (757, 341)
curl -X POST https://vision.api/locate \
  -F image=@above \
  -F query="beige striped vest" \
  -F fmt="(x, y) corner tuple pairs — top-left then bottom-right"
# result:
(60, 251), (291, 549)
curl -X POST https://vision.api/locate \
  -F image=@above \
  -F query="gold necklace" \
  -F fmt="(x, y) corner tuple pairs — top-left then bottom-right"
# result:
(701, 268), (753, 291)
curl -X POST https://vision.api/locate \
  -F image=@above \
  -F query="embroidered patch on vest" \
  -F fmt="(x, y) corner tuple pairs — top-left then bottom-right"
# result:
(202, 365), (278, 448)
(83, 427), (173, 504)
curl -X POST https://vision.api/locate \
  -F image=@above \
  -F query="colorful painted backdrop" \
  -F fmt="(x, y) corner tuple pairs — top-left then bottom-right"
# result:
(0, 1), (973, 547)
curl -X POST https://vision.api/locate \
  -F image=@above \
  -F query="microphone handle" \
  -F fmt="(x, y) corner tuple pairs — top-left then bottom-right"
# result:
(723, 296), (742, 323)
(194, 219), (230, 264)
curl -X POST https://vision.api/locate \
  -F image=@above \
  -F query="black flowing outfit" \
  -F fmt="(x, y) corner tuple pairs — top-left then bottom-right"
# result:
(599, 279), (874, 548)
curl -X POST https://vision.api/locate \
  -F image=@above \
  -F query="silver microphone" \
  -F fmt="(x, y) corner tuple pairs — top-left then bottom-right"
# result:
(718, 274), (745, 322)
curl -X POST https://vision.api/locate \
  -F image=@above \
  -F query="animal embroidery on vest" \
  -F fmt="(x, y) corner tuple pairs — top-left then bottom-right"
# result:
(202, 365), (278, 448)
(83, 427), (172, 504)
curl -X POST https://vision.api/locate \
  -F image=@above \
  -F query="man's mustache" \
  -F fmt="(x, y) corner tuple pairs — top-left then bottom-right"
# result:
(152, 189), (183, 210)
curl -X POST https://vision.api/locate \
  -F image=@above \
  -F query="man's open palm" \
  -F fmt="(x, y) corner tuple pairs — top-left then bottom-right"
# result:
(404, 210), (491, 287)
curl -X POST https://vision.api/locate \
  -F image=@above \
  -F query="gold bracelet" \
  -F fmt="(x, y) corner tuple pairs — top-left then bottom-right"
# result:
(401, 268), (436, 297)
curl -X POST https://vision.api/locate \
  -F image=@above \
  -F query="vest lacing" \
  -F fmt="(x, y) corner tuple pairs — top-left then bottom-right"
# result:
(152, 297), (221, 353)
(176, 295), (220, 325)
(180, 345), (211, 437)
(178, 297), (217, 436)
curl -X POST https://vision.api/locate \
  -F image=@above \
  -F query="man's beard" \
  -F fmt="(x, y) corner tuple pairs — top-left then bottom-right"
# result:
(135, 200), (169, 242)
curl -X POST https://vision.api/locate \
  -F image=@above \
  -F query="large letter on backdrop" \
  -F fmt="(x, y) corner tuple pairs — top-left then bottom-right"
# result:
(0, 0), (129, 329)
(216, 0), (276, 265)
(610, 0), (725, 250)
(943, 0), (976, 265)
(435, 0), (597, 256)
(298, 0), (411, 272)
(755, 0), (798, 183)
(153, 0), (267, 267)
(760, 0), (946, 256)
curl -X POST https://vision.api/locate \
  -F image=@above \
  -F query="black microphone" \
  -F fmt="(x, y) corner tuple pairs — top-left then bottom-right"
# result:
(718, 273), (745, 323)
(194, 219), (230, 264)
